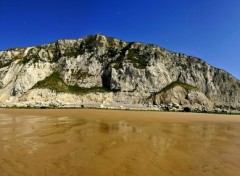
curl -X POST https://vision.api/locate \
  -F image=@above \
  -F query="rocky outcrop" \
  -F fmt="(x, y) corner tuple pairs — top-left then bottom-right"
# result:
(0, 34), (239, 112)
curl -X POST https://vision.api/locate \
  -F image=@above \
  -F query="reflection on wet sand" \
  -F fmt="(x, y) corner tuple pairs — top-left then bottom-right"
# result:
(0, 109), (240, 176)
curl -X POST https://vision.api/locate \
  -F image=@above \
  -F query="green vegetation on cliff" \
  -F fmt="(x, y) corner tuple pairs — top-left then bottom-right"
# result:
(127, 49), (149, 69)
(33, 72), (110, 94)
(157, 81), (199, 94)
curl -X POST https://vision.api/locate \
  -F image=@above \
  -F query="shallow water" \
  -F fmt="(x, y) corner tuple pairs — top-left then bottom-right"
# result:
(0, 109), (240, 176)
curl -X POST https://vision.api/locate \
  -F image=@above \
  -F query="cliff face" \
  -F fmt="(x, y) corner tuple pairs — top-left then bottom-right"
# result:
(0, 34), (239, 112)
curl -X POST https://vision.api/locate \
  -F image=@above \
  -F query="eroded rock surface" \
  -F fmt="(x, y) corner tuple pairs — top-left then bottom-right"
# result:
(0, 34), (239, 112)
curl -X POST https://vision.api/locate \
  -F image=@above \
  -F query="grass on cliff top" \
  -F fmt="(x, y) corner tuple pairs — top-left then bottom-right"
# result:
(33, 72), (110, 94)
(157, 81), (199, 94)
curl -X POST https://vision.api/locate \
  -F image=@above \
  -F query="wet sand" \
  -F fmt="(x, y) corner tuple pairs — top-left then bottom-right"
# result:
(0, 109), (240, 176)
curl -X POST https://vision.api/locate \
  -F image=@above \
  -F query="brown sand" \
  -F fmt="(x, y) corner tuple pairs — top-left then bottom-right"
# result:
(0, 109), (240, 176)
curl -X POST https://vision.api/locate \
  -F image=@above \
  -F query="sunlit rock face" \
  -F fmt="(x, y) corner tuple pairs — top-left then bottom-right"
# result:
(0, 34), (239, 112)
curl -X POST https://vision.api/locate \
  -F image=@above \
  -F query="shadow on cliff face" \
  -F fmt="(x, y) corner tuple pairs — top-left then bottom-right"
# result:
(101, 67), (111, 90)
(101, 66), (120, 92)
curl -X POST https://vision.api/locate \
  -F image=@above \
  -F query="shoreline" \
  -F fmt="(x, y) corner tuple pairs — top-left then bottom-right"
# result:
(0, 106), (240, 116)
(1, 108), (240, 124)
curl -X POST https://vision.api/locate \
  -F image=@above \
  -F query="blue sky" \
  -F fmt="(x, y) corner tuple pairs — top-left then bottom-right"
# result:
(0, 0), (239, 79)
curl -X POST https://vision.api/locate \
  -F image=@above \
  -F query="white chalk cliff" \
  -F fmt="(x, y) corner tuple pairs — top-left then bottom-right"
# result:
(0, 35), (239, 112)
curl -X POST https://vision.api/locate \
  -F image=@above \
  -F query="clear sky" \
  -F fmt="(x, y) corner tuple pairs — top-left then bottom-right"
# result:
(1, 0), (239, 79)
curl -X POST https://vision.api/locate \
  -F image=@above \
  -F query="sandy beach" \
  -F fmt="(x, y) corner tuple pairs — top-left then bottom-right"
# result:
(0, 109), (240, 176)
